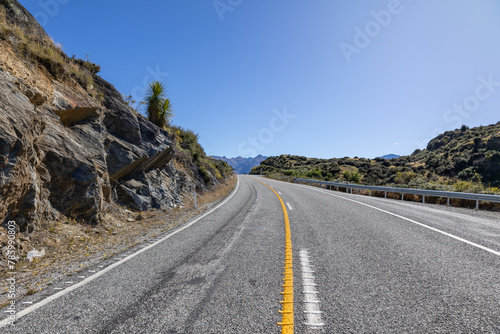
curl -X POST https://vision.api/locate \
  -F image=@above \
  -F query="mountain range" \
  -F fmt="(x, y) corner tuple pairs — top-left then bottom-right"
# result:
(380, 154), (400, 159)
(212, 155), (267, 174)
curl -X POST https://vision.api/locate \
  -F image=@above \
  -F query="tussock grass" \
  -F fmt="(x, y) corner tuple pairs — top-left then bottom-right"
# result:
(0, 6), (102, 101)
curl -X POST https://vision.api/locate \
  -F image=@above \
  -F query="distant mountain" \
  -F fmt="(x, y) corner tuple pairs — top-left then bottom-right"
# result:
(212, 155), (268, 174)
(380, 154), (400, 159)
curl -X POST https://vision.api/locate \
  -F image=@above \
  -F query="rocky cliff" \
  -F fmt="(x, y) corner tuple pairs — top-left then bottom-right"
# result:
(0, 0), (225, 234)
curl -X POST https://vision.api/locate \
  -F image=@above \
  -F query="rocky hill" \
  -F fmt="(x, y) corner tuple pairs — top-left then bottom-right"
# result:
(0, 0), (231, 234)
(211, 155), (267, 174)
(251, 122), (500, 193)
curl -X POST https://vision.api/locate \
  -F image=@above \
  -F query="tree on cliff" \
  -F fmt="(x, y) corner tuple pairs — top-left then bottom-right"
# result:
(145, 81), (173, 128)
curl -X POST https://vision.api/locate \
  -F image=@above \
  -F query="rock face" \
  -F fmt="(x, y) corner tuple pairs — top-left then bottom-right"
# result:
(0, 1), (200, 232)
(0, 0), (49, 42)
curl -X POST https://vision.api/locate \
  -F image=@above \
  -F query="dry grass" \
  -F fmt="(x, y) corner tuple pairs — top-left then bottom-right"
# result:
(0, 7), (100, 101)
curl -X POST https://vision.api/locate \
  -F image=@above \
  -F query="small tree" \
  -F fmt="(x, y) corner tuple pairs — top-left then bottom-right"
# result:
(159, 98), (173, 128)
(145, 81), (173, 128)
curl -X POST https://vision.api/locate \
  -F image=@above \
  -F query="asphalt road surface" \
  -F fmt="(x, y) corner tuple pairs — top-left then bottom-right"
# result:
(1, 175), (499, 333)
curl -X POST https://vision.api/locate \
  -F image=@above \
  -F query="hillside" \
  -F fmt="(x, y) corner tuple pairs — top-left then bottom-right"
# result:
(211, 155), (267, 174)
(251, 122), (500, 193)
(0, 0), (232, 233)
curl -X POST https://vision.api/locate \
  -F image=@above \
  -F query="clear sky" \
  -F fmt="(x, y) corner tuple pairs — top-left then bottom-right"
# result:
(18, 0), (500, 158)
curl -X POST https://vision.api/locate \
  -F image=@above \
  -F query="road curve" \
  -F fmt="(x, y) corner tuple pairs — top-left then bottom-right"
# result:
(1, 175), (499, 333)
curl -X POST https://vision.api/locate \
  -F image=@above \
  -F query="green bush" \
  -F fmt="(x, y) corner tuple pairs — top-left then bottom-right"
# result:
(198, 165), (211, 184)
(171, 126), (205, 162)
(70, 55), (101, 74)
(305, 169), (322, 179)
(342, 171), (360, 183)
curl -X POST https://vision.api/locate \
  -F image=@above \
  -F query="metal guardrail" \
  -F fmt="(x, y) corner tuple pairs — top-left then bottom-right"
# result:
(293, 177), (500, 210)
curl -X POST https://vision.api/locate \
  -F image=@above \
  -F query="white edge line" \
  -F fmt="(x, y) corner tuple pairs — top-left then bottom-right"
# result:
(299, 248), (325, 327)
(292, 182), (500, 258)
(0, 176), (241, 328)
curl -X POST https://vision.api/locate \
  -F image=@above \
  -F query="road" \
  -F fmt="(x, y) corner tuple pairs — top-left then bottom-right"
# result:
(1, 175), (499, 333)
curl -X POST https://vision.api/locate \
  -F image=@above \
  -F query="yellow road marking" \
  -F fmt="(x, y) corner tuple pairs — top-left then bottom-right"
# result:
(251, 178), (294, 334)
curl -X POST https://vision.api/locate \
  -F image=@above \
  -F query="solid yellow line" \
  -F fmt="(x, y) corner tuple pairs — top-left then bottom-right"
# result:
(250, 178), (294, 334)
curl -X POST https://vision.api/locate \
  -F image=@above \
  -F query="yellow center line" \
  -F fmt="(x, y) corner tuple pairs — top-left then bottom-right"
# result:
(250, 177), (294, 334)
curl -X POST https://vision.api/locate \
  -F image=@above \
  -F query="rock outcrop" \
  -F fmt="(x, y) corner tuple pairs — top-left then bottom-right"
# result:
(0, 0), (210, 233)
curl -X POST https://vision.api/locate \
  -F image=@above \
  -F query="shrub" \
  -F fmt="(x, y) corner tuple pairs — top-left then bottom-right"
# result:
(458, 167), (476, 181)
(342, 171), (360, 183)
(411, 149), (422, 156)
(171, 126), (205, 162)
(486, 150), (500, 162)
(453, 180), (483, 193)
(394, 171), (416, 184)
(198, 165), (211, 184)
(70, 55), (101, 74)
(305, 169), (322, 179)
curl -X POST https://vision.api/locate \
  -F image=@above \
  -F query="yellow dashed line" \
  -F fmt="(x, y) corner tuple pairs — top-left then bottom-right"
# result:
(251, 178), (294, 334)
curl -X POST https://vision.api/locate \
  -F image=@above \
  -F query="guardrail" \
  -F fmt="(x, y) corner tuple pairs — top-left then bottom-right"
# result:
(293, 177), (500, 211)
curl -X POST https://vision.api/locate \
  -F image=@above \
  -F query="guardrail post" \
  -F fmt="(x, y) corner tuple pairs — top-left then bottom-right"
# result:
(447, 197), (450, 207)
(369, 190), (372, 196)
(401, 193), (404, 201)
(350, 188), (353, 194)
(422, 195), (425, 204)
(384, 191), (387, 198)
(193, 184), (197, 209)
(476, 200), (479, 211)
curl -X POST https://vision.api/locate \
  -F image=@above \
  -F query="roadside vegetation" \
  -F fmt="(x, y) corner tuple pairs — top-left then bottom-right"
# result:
(137, 81), (233, 187)
(145, 81), (173, 129)
(251, 122), (500, 197)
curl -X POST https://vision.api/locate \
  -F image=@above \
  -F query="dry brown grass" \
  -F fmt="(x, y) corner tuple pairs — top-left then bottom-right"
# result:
(0, 8), (100, 100)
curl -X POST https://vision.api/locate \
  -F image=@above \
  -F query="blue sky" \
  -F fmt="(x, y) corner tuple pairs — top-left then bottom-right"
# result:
(19, 0), (500, 158)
